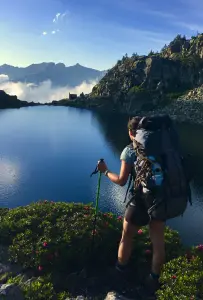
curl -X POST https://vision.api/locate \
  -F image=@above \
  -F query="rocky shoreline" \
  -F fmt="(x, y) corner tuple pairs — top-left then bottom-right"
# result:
(147, 85), (203, 124)
(52, 95), (203, 125)
(137, 98), (203, 125)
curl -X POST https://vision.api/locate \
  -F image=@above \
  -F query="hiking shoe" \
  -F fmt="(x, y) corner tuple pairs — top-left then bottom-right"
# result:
(104, 266), (132, 294)
(136, 274), (160, 299)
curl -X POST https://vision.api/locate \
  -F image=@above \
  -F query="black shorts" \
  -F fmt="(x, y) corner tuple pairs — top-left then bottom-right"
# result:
(124, 192), (165, 227)
(124, 200), (150, 227)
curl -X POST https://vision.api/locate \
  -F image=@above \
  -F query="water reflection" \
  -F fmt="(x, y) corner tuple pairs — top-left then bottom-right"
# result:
(0, 156), (21, 206)
(91, 112), (130, 155)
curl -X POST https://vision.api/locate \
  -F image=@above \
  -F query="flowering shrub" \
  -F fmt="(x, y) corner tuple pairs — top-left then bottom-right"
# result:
(1, 201), (122, 274)
(0, 201), (202, 299)
(157, 256), (203, 299)
(7, 275), (55, 300)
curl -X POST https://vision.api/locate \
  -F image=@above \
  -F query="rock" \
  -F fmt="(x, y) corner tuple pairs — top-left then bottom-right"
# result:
(0, 264), (10, 275)
(105, 291), (139, 300)
(66, 297), (87, 300)
(0, 262), (22, 278)
(0, 284), (24, 300)
(0, 90), (41, 109)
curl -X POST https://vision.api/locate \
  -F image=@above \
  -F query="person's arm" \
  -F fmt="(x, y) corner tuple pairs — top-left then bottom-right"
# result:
(97, 160), (132, 186)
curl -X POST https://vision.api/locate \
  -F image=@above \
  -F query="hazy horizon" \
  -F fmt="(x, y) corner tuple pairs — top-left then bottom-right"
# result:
(0, 74), (98, 103)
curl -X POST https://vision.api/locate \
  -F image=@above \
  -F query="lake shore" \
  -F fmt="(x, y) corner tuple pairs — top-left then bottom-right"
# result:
(50, 97), (203, 126)
(136, 98), (203, 125)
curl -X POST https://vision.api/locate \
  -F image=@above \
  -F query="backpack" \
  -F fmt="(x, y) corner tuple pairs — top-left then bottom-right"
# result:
(125, 115), (192, 221)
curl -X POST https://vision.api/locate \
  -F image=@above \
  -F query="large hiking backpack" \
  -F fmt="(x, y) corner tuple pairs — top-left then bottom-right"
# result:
(131, 115), (192, 221)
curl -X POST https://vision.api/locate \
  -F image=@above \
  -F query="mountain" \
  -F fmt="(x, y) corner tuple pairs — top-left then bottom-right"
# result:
(59, 33), (203, 116)
(0, 63), (106, 87)
(0, 90), (41, 109)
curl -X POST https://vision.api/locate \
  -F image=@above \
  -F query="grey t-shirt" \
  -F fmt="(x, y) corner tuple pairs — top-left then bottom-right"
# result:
(120, 144), (136, 197)
(120, 144), (136, 165)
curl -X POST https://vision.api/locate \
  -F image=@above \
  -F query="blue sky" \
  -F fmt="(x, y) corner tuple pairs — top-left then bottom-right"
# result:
(0, 0), (203, 70)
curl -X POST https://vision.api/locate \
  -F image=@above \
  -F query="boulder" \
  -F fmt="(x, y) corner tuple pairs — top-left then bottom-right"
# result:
(105, 291), (139, 300)
(0, 284), (24, 300)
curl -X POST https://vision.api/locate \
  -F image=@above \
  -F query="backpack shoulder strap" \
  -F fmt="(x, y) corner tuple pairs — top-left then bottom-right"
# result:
(123, 142), (136, 203)
(124, 172), (133, 203)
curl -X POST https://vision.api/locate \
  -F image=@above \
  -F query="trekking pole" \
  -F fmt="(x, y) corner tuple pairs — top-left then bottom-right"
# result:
(68, 159), (104, 294)
(89, 159), (103, 263)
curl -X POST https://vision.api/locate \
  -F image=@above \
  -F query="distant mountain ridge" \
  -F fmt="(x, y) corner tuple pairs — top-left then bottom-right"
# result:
(0, 62), (106, 87)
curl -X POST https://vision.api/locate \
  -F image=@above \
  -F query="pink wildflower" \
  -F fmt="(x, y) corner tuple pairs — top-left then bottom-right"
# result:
(43, 242), (48, 247)
(197, 244), (203, 251)
(38, 266), (43, 271)
(138, 229), (143, 235)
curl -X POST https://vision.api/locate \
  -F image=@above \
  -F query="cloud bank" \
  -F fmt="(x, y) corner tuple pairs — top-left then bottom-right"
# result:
(0, 75), (97, 103)
(0, 74), (9, 83)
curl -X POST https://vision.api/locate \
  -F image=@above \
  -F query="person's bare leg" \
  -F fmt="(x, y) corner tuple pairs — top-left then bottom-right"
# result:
(117, 218), (139, 266)
(137, 220), (165, 297)
(149, 220), (165, 275)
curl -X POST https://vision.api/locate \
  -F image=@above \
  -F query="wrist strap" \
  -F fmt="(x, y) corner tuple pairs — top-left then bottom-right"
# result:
(105, 170), (109, 176)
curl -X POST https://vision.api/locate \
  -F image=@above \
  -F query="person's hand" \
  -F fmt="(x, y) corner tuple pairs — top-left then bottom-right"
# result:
(97, 160), (108, 173)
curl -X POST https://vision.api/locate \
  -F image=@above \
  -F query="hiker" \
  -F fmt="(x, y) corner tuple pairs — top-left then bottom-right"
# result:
(97, 115), (191, 297)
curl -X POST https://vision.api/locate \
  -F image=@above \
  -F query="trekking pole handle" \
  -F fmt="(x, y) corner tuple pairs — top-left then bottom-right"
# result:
(90, 158), (104, 177)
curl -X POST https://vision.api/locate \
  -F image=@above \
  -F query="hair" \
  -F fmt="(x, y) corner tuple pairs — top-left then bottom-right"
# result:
(127, 116), (142, 133)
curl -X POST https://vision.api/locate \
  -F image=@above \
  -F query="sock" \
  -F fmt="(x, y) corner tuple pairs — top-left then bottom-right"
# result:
(115, 261), (128, 272)
(150, 272), (160, 280)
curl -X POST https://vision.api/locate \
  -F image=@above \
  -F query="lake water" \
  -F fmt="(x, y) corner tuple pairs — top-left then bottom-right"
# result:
(0, 106), (203, 246)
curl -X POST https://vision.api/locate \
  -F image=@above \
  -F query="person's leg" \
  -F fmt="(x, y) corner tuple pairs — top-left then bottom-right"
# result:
(149, 220), (165, 277)
(116, 202), (149, 271)
(137, 220), (165, 297)
(117, 218), (138, 268)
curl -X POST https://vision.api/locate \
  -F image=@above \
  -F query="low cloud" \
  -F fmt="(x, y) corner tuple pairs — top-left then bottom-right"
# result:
(0, 74), (9, 83)
(0, 75), (97, 103)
